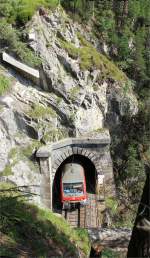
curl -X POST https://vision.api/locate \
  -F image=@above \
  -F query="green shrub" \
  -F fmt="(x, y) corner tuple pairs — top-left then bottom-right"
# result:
(0, 165), (12, 177)
(69, 86), (80, 99)
(102, 248), (121, 258)
(0, 74), (11, 95)
(0, 20), (18, 48)
(0, 189), (90, 257)
(27, 104), (57, 120)
(42, 128), (68, 143)
(59, 39), (79, 59)
(0, 0), (59, 24)
(75, 228), (90, 255)
(13, 41), (41, 68)
(0, 20), (41, 68)
(60, 36), (127, 82)
(76, 32), (90, 47)
(16, 0), (46, 24)
(105, 197), (118, 215)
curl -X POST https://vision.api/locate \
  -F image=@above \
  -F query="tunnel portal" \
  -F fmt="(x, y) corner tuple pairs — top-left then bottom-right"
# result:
(36, 137), (116, 228)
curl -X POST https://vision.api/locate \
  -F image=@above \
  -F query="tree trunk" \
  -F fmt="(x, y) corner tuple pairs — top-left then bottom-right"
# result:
(123, 0), (128, 17)
(127, 166), (150, 257)
(92, 1), (95, 20)
(121, 0), (129, 28)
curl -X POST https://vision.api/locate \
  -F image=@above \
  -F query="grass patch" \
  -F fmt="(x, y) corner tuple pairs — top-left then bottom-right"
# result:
(0, 165), (13, 177)
(42, 128), (68, 143)
(27, 104), (57, 120)
(59, 39), (79, 59)
(56, 95), (62, 105)
(0, 74), (11, 96)
(93, 84), (99, 91)
(69, 86), (81, 99)
(76, 32), (90, 47)
(0, 104), (4, 112)
(94, 128), (107, 133)
(102, 248), (122, 258)
(59, 35), (127, 82)
(0, 20), (41, 68)
(75, 228), (90, 255)
(123, 80), (133, 95)
(8, 147), (18, 160)
(0, 186), (90, 257)
(21, 146), (34, 159)
(0, 0), (59, 25)
(105, 197), (118, 216)
(8, 143), (41, 172)
(105, 197), (135, 228)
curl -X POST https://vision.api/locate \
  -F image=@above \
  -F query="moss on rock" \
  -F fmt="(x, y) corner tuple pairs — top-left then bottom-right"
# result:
(27, 104), (57, 120)
(69, 86), (81, 99)
(1, 165), (13, 177)
(0, 75), (11, 96)
(59, 34), (127, 82)
(42, 128), (68, 143)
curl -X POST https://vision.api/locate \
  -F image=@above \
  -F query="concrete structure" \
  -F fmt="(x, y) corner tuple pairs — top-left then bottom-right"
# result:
(2, 52), (40, 85)
(36, 136), (116, 228)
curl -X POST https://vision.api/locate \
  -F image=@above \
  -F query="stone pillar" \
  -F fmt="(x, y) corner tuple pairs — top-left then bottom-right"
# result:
(40, 156), (52, 210)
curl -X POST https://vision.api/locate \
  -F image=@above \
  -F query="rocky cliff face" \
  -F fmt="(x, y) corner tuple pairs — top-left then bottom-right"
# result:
(0, 7), (138, 202)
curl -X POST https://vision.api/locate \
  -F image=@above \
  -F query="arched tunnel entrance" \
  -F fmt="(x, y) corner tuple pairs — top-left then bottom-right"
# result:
(53, 154), (98, 228)
(36, 137), (115, 228)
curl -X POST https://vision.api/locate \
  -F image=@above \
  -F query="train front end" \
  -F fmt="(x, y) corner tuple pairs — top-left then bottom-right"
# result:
(61, 163), (87, 209)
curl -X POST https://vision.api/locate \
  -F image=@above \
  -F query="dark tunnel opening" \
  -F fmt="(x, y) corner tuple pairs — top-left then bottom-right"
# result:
(53, 154), (97, 212)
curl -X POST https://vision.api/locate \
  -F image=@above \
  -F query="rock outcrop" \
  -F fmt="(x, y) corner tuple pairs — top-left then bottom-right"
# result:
(0, 7), (138, 204)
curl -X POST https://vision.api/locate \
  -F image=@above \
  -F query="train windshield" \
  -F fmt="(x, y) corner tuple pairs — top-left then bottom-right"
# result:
(63, 183), (84, 197)
(61, 163), (85, 198)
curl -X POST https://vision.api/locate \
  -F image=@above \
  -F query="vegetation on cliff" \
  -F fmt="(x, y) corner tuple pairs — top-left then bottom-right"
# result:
(0, 0), (149, 255)
(0, 74), (11, 95)
(59, 0), (150, 228)
(60, 34), (127, 82)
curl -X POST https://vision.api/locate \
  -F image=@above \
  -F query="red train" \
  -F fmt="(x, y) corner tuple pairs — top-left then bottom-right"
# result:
(60, 162), (87, 209)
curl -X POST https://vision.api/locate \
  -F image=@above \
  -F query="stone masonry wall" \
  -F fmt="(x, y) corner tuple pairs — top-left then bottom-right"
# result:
(37, 137), (116, 211)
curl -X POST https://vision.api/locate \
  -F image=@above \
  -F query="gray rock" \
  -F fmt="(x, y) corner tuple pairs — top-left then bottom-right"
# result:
(0, 8), (138, 210)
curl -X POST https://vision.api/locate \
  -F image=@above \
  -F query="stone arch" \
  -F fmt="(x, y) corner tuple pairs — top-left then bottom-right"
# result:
(52, 147), (102, 180)
(52, 153), (98, 212)
(36, 136), (115, 220)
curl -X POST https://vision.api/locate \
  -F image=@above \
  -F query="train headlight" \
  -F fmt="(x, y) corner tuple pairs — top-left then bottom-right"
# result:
(80, 199), (89, 206)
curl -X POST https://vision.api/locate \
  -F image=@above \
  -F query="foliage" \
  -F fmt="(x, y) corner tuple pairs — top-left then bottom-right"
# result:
(69, 86), (81, 99)
(95, 9), (115, 34)
(102, 248), (121, 258)
(7, 142), (41, 172)
(0, 1), (149, 250)
(21, 142), (40, 158)
(0, 74), (11, 95)
(105, 197), (118, 216)
(0, 20), (41, 68)
(0, 165), (13, 177)
(123, 80), (133, 95)
(0, 0), (59, 24)
(27, 104), (57, 120)
(75, 228), (90, 255)
(60, 36), (127, 82)
(0, 184), (90, 257)
(62, 0), (150, 86)
(59, 39), (79, 59)
(42, 128), (68, 143)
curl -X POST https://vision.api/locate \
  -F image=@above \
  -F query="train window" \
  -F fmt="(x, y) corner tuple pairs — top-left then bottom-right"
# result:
(63, 183), (84, 196)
